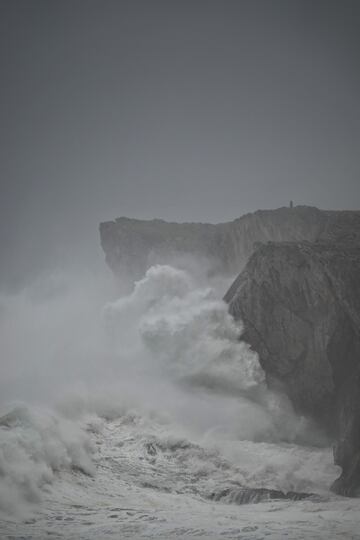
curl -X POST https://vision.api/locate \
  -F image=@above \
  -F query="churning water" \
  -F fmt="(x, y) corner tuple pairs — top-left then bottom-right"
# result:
(0, 265), (359, 539)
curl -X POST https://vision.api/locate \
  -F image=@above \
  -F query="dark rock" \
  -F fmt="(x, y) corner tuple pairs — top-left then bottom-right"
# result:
(209, 486), (314, 505)
(99, 205), (360, 496)
(225, 240), (360, 496)
(100, 206), (360, 283)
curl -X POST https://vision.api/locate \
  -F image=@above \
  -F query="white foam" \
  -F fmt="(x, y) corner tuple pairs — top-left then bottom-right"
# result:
(0, 264), (342, 528)
(105, 264), (263, 391)
(0, 404), (94, 517)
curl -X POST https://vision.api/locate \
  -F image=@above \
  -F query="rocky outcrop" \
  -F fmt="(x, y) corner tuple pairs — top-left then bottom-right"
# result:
(100, 206), (360, 282)
(225, 239), (360, 496)
(209, 486), (314, 505)
(99, 205), (360, 494)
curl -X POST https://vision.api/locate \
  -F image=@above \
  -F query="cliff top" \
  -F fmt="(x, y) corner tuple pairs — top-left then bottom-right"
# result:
(100, 205), (360, 280)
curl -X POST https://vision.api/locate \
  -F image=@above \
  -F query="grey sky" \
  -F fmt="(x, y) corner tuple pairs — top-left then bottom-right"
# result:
(1, 0), (359, 287)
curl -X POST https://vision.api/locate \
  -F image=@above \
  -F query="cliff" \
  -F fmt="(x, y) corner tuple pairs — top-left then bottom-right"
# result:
(100, 206), (360, 281)
(225, 239), (360, 496)
(100, 205), (360, 494)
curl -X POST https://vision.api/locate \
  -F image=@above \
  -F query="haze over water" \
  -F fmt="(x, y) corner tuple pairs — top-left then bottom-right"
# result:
(1, 1), (360, 538)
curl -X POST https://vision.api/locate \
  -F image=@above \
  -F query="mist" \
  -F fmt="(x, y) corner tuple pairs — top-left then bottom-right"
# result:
(0, 258), (333, 521)
(1, 0), (360, 291)
(1, 1), (360, 537)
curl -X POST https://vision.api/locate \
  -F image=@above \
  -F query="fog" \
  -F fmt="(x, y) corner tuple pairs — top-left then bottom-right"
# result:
(0, 260), (332, 519)
(1, 0), (360, 290)
(0, 1), (359, 534)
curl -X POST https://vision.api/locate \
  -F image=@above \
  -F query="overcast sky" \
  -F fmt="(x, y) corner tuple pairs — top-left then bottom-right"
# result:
(1, 0), (359, 287)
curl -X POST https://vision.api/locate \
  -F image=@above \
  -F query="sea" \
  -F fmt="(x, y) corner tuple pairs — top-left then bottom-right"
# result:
(1, 264), (359, 539)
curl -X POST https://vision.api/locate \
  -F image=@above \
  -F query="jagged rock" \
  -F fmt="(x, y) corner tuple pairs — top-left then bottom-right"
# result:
(209, 486), (314, 505)
(99, 205), (360, 495)
(100, 206), (360, 282)
(225, 240), (360, 496)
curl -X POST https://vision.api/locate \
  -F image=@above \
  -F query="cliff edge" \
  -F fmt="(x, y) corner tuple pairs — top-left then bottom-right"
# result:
(225, 239), (360, 496)
(99, 205), (360, 494)
(100, 206), (358, 281)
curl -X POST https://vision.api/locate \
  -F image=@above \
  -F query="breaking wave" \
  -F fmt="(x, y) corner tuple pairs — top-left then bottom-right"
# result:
(0, 405), (94, 517)
(0, 264), (338, 523)
(104, 265), (263, 391)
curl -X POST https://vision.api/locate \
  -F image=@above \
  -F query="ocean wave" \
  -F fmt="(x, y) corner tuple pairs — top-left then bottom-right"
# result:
(0, 405), (94, 517)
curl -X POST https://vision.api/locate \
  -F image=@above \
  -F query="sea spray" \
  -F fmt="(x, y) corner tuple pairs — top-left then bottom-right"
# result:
(0, 405), (94, 517)
(103, 265), (325, 445)
(0, 264), (336, 522)
(104, 265), (264, 391)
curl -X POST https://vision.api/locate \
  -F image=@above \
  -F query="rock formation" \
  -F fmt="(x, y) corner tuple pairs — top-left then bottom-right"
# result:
(225, 236), (360, 496)
(100, 206), (360, 282)
(100, 205), (360, 495)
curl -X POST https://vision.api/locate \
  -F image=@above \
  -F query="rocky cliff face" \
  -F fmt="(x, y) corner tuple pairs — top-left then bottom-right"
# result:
(100, 206), (359, 282)
(225, 239), (360, 496)
(100, 205), (360, 495)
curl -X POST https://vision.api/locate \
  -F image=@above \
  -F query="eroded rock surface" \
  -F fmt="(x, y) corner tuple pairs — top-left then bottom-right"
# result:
(99, 205), (360, 495)
(225, 239), (360, 496)
(100, 206), (360, 282)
